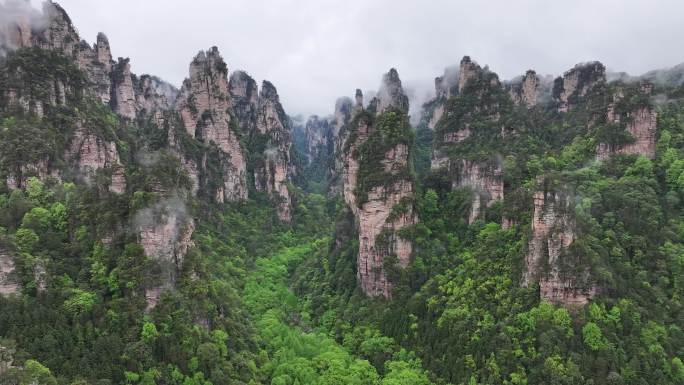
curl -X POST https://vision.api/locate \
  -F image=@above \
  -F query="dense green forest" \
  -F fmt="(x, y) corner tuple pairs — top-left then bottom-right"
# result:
(1, 4), (684, 384)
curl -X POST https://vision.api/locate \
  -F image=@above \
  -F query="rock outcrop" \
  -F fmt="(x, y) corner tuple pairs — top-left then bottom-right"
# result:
(111, 59), (137, 120)
(304, 115), (331, 163)
(0, 247), (20, 296)
(342, 70), (417, 298)
(253, 81), (293, 222)
(374, 68), (409, 114)
(83, 33), (115, 104)
(228, 70), (259, 134)
(227, 71), (294, 221)
(328, 96), (355, 196)
(0, 3), (119, 107)
(523, 182), (596, 307)
(553, 62), (606, 112)
(597, 82), (657, 159)
(458, 56), (480, 93)
(430, 56), (506, 223)
(135, 198), (195, 310)
(177, 47), (247, 202)
(420, 66), (460, 131)
(509, 70), (539, 107)
(135, 75), (176, 122)
(0, 2), (180, 121)
(451, 159), (504, 223)
(66, 123), (126, 193)
(5, 159), (60, 190)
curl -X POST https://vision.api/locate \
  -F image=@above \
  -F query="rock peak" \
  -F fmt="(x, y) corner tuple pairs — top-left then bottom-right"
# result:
(509, 69), (539, 107)
(335, 96), (353, 117)
(96, 32), (109, 43)
(553, 61), (606, 112)
(229, 71), (258, 107)
(191, 47), (228, 76)
(260, 80), (279, 101)
(376, 68), (409, 114)
(458, 55), (481, 92)
(355, 89), (363, 108)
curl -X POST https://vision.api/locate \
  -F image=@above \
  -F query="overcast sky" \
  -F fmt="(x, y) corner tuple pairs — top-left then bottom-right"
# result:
(27, 0), (684, 117)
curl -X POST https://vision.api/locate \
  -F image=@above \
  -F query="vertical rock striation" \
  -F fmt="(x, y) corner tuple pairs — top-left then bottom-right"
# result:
(177, 47), (247, 202)
(66, 123), (126, 193)
(553, 62), (606, 113)
(451, 160), (504, 223)
(135, 198), (195, 310)
(328, 96), (354, 196)
(227, 71), (294, 221)
(0, 247), (20, 296)
(523, 181), (596, 306)
(253, 81), (293, 222)
(228, 70), (259, 134)
(304, 115), (331, 163)
(420, 66), (459, 131)
(374, 68), (409, 114)
(596, 82), (657, 159)
(508, 70), (539, 107)
(111, 58), (137, 120)
(430, 56), (506, 223)
(342, 69), (417, 298)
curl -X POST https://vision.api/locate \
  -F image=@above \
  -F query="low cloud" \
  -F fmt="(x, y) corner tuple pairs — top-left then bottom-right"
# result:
(0, 0), (49, 57)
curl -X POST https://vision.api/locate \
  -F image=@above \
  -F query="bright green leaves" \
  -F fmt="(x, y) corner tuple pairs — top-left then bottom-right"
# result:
(63, 288), (98, 316)
(14, 227), (39, 253)
(582, 322), (610, 351)
(382, 360), (431, 385)
(141, 322), (159, 343)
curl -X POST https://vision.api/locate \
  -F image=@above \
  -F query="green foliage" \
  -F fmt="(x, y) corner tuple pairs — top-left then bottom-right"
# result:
(0, 47), (86, 110)
(353, 109), (415, 205)
(141, 322), (159, 343)
(1, 38), (684, 385)
(62, 289), (97, 316)
(582, 322), (610, 351)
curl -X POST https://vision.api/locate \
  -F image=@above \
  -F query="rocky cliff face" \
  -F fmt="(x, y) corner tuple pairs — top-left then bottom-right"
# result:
(341, 70), (417, 298)
(0, 2), (182, 123)
(228, 70), (259, 134)
(0, 247), (20, 296)
(451, 159), (504, 223)
(134, 75), (177, 126)
(135, 198), (195, 310)
(374, 68), (409, 114)
(523, 182), (596, 307)
(553, 62), (606, 112)
(5, 158), (60, 190)
(75, 32), (114, 104)
(253, 81), (293, 222)
(458, 56), (479, 93)
(304, 115), (331, 163)
(111, 58), (137, 120)
(177, 47), (247, 202)
(226, 71), (293, 221)
(66, 123), (126, 193)
(429, 56), (506, 223)
(597, 82), (657, 159)
(327, 96), (354, 196)
(0, 3), (118, 107)
(419, 66), (460, 131)
(508, 70), (539, 107)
